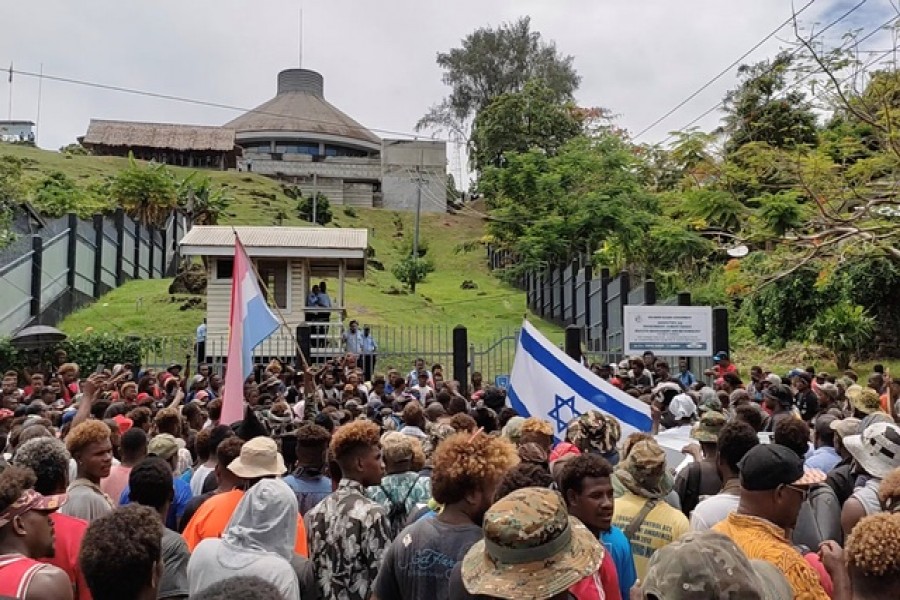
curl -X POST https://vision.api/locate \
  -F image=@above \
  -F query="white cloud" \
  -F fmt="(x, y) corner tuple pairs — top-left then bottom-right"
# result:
(0, 0), (891, 160)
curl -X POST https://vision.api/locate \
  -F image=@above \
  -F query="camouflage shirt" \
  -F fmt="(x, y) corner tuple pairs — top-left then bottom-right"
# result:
(305, 478), (392, 600)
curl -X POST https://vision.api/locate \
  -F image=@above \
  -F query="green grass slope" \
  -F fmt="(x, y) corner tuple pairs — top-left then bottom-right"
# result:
(4, 144), (561, 344)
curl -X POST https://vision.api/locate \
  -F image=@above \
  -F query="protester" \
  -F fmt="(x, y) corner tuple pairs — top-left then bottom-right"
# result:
(825, 416), (862, 504)
(674, 410), (725, 516)
(840, 421), (900, 537)
(565, 411), (622, 465)
(101, 427), (147, 505)
(636, 530), (793, 600)
(177, 436), (244, 532)
(712, 444), (845, 600)
(806, 415), (841, 472)
(611, 438), (689, 579)
(374, 431), (518, 600)
(560, 453), (636, 600)
(454, 487), (606, 600)
(127, 457), (189, 599)
(119, 433), (192, 530)
(284, 422), (333, 514)
(189, 575), (283, 600)
(0, 466), (73, 599)
(79, 505), (162, 600)
(11, 437), (91, 600)
(305, 419), (390, 600)
(188, 479), (300, 599)
(689, 420), (759, 531)
(368, 431), (431, 538)
(844, 513), (900, 599)
(61, 420), (114, 522)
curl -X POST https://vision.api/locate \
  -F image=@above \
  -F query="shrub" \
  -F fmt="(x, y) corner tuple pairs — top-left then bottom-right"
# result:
(343, 206), (358, 218)
(0, 333), (163, 374)
(391, 255), (435, 287)
(808, 302), (875, 370)
(297, 193), (332, 225)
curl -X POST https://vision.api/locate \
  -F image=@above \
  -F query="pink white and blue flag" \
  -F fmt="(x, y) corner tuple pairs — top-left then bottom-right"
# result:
(221, 236), (280, 424)
(509, 320), (652, 440)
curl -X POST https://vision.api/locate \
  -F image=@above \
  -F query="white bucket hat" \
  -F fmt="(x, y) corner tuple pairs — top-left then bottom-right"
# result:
(227, 436), (286, 479)
(669, 393), (698, 420)
(843, 421), (900, 479)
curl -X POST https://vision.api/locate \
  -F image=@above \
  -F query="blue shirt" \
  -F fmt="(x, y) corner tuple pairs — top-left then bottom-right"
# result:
(120, 477), (192, 531)
(601, 525), (637, 600)
(316, 292), (332, 308)
(306, 292), (319, 307)
(196, 323), (206, 342)
(678, 370), (697, 389)
(283, 471), (333, 515)
(805, 445), (841, 473)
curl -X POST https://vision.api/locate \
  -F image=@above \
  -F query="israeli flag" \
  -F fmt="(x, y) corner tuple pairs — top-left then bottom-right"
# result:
(509, 320), (652, 439)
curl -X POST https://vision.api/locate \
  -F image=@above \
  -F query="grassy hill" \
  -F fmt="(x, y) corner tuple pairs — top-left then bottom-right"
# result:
(0, 143), (562, 345)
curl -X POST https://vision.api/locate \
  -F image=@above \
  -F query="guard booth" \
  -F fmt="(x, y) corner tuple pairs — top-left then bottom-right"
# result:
(179, 225), (367, 363)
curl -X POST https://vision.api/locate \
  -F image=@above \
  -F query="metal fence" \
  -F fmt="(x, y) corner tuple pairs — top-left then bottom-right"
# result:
(0, 209), (185, 336)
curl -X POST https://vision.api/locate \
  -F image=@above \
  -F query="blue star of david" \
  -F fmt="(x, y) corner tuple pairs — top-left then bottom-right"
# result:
(548, 395), (581, 434)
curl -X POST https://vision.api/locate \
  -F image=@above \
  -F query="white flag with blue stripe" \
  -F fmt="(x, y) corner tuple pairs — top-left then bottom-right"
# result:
(509, 320), (652, 439)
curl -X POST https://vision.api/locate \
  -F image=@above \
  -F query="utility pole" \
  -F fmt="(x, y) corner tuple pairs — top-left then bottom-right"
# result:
(311, 172), (318, 225)
(410, 149), (425, 292)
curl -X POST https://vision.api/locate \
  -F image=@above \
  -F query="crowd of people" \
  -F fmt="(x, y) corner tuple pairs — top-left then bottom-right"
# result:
(1, 347), (899, 600)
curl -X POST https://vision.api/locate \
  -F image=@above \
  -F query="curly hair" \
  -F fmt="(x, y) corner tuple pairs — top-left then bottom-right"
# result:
(296, 423), (331, 449)
(845, 513), (900, 595)
(448, 412), (477, 433)
(878, 467), (900, 513)
(0, 465), (36, 513)
(381, 431), (415, 468)
(734, 405), (763, 432)
(330, 420), (381, 463)
(80, 505), (162, 600)
(717, 421), (759, 474)
(191, 576), (283, 600)
(216, 436), (245, 467)
(558, 454), (614, 498)
(154, 408), (182, 437)
(774, 418), (811, 459)
(521, 417), (554, 437)
(11, 437), (69, 495)
(401, 401), (426, 429)
(128, 456), (173, 511)
(65, 420), (111, 458)
(493, 462), (554, 502)
(431, 432), (518, 505)
(127, 406), (152, 431)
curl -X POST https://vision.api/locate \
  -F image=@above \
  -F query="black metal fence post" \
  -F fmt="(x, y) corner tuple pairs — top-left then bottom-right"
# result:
(713, 307), (730, 355)
(644, 279), (657, 306)
(30, 236), (43, 319)
(565, 325), (582, 363)
(93, 214), (104, 297)
(115, 208), (125, 286)
(296, 325), (312, 369)
(453, 325), (469, 396)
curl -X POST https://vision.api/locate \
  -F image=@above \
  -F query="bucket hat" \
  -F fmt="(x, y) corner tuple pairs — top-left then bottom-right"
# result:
(849, 387), (882, 415)
(843, 422), (900, 479)
(227, 436), (286, 478)
(461, 487), (603, 600)
(691, 411), (726, 443)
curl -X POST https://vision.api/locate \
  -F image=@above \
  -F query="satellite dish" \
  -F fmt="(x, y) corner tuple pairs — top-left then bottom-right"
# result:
(726, 245), (749, 258)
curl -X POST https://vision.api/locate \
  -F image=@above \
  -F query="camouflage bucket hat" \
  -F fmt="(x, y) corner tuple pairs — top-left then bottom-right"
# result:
(690, 411), (727, 443)
(849, 387), (882, 415)
(641, 530), (792, 600)
(461, 487), (603, 600)
(565, 410), (621, 455)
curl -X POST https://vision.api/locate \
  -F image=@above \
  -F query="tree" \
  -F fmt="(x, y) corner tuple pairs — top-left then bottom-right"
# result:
(808, 302), (875, 370)
(392, 255), (435, 287)
(720, 53), (819, 153)
(296, 193), (332, 225)
(470, 79), (583, 171)
(417, 16), (580, 140)
(679, 189), (747, 233)
(177, 173), (232, 225)
(110, 155), (178, 227)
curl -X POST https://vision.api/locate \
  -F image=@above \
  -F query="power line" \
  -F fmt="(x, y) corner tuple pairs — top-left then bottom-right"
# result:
(652, 0), (878, 147)
(2, 64), (444, 142)
(631, 0), (819, 140)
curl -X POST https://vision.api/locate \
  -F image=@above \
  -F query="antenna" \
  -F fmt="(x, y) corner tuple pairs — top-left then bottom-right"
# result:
(298, 4), (303, 67)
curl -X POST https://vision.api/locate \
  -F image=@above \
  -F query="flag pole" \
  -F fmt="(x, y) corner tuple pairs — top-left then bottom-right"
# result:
(230, 228), (310, 368)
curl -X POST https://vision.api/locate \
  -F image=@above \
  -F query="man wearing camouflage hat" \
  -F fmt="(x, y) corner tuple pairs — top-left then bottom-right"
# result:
(565, 410), (622, 465)
(674, 410), (725, 516)
(455, 487), (606, 600)
(633, 530), (793, 600)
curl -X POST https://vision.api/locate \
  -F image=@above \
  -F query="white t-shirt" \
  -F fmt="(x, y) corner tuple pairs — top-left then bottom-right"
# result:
(689, 493), (740, 531)
(190, 464), (215, 496)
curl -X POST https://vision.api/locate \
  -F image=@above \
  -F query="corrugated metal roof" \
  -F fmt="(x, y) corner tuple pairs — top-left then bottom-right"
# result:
(180, 226), (368, 251)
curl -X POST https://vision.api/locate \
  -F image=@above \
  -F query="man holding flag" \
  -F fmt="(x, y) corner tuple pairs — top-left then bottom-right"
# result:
(221, 235), (280, 425)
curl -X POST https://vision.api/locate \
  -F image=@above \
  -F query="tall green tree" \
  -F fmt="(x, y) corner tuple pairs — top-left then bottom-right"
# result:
(470, 79), (583, 171)
(417, 17), (580, 140)
(110, 155), (177, 227)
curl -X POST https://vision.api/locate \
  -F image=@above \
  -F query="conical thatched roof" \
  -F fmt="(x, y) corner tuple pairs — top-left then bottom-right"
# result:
(225, 69), (380, 147)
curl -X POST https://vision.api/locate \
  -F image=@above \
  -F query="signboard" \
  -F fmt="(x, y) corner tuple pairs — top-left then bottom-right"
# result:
(623, 305), (712, 357)
(494, 374), (510, 389)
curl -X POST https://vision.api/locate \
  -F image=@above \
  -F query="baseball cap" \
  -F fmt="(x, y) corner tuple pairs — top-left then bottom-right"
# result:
(461, 487), (603, 599)
(713, 351), (729, 362)
(112, 414), (133, 435)
(147, 434), (179, 461)
(0, 489), (67, 528)
(227, 436), (286, 478)
(641, 530), (792, 600)
(739, 444), (827, 491)
(763, 373), (782, 386)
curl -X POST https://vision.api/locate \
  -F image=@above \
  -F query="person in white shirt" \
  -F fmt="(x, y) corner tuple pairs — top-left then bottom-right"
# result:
(410, 370), (436, 405)
(342, 320), (364, 356)
(406, 358), (432, 388)
(690, 421), (759, 531)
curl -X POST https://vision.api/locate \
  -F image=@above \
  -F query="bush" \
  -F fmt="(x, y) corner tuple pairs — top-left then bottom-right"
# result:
(297, 193), (332, 225)
(391, 255), (435, 287)
(398, 234), (429, 258)
(0, 333), (163, 373)
(343, 206), (358, 218)
(808, 302), (875, 370)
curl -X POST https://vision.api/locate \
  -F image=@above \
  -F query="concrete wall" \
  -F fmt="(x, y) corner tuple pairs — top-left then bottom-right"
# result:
(237, 155), (381, 181)
(381, 139), (447, 213)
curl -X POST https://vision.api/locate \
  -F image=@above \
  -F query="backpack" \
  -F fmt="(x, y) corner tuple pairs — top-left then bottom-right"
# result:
(381, 482), (418, 539)
(791, 484), (843, 549)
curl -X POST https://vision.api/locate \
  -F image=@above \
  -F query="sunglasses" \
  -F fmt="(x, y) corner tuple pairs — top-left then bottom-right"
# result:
(782, 484), (810, 501)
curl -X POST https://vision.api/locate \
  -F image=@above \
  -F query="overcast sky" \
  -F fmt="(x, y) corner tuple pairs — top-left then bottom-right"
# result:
(0, 0), (893, 182)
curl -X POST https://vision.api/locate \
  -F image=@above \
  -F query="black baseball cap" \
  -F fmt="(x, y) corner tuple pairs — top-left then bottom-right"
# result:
(763, 384), (794, 409)
(739, 444), (825, 491)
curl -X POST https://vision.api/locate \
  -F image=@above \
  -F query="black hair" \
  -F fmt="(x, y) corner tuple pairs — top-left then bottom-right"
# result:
(314, 413), (335, 434)
(482, 387), (506, 412)
(120, 428), (148, 460)
(717, 421), (760, 473)
(498, 407), (519, 429)
(494, 463), (554, 502)
(734, 405), (764, 432)
(447, 396), (468, 416)
(471, 406), (499, 433)
(208, 424), (234, 455)
(774, 419), (812, 459)
(128, 456), (174, 511)
(558, 454), (614, 498)
(191, 576), (284, 600)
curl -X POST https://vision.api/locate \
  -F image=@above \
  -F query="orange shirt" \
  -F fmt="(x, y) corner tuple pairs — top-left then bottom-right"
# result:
(182, 489), (308, 557)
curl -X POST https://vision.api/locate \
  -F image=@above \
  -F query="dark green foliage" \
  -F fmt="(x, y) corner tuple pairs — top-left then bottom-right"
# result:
(110, 155), (177, 227)
(745, 267), (826, 345)
(0, 333), (162, 374)
(391, 255), (435, 286)
(296, 193), (332, 225)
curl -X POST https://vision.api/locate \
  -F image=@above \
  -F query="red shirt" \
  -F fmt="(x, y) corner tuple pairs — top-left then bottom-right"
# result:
(714, 363), (737, 378)
(569, 549), (621, 600)
(0, 555), (55, 598)
(43, 512), (92, 600)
